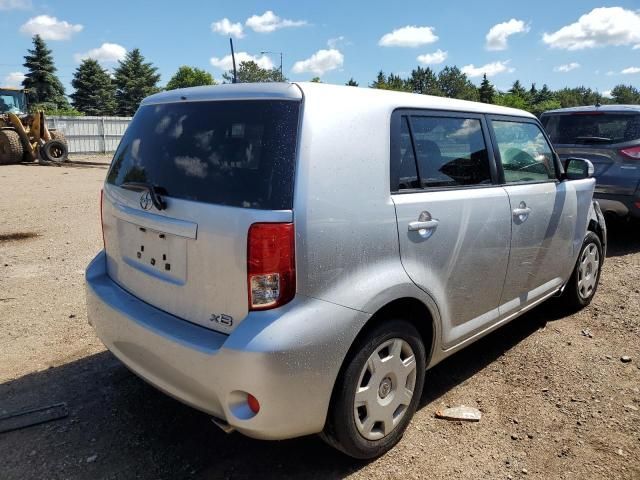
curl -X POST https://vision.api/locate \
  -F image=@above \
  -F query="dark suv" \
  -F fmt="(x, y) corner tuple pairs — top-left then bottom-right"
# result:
(541, 105), (640, 220)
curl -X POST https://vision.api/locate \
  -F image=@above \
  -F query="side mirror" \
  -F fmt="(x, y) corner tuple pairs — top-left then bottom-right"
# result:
(564, 157), (594, 180)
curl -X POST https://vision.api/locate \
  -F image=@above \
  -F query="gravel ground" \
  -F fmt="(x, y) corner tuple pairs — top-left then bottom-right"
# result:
(0, 157), (639, 480)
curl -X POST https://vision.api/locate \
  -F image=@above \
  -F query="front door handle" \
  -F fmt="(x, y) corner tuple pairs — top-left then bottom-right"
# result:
(408, 211), (439, 239)
(512, 201), (531, 222)
(408, 220), (439, 231)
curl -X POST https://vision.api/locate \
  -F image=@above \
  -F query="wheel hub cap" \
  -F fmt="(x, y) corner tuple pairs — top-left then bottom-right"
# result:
(378, 377), (393, 399)
(353, 338), (417, 441)
(577, 242), (600, 300)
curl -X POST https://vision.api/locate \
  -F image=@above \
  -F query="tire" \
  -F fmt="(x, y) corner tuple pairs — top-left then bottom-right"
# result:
(39, 139), (68, 163)
(0, 129), (24, 165)
(322, 319), (426, 459)
(49, 130), (69, 153)
(562, 231), (603, 311)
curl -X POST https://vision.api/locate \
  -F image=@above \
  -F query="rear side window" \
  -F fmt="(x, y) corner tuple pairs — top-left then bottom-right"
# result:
(392, 115), (491, 191)
(542, 113), (640, 145)
(492, 120), (556, 183)
(107, 100), (299, 210)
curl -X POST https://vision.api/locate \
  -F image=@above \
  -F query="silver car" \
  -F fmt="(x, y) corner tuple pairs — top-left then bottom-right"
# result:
(86, 82), (606, 458)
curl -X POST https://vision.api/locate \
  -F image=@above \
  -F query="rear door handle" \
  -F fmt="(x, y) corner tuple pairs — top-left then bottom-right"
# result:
(408, 220), (439, 231)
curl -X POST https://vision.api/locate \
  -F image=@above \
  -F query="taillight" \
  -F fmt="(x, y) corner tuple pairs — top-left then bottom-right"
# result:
(620, 146), (640, 160)
(247, 223), (295, 310)
(100, 188), (106, 248)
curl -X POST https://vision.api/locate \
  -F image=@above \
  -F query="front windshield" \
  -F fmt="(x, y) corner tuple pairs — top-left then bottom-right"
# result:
(0, 89), (27, 114)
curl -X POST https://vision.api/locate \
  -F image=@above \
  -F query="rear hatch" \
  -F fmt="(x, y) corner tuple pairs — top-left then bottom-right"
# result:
(541, 111), (640, 195)
(101, 88), (301, 333)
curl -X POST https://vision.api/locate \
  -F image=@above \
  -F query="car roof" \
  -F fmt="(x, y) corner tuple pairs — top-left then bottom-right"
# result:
(143, 82), (536, 119)
(541, 104), (640, 115)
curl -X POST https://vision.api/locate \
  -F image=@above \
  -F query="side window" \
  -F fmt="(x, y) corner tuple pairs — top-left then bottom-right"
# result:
(492, 120), (556, 183)
(409, 116), (491, 187)
(396, 116), (420, 190)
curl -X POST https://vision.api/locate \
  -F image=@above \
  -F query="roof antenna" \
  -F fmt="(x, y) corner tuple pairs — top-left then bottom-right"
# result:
(229, 38), (238, 84)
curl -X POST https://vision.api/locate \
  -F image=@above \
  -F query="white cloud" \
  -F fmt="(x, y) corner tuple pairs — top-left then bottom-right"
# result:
(606, 70), (615, 76)
(461, 60), (514, 78)
(211, 18), (244, 38)
(602, 90), (613, 99)
(621, 67), (640, 74)
(633, 44), (640, 50)
(554, 62), (580, 72)
(327, 36), (345, 48)
(19, 15), (83, 40)
(543, 7), (640, 50)
(245, 11), (306, 33)
(378, 25), (438, 47)
(292, 49), (343, 76)
(416, 49), (448, 65)
(0, 0), (30, 10)
(210, 52), (274, 71)
(485, 19), (530, 50)
(74, 43), (126, 63)
(3, 72), (26, 87)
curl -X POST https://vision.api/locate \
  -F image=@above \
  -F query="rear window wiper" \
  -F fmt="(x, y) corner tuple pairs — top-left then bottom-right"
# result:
(573, 136), (613, 144)
(120, 182), (167, 210)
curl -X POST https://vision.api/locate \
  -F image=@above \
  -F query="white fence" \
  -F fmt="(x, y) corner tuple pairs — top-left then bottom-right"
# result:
(47, 116), (132, 154)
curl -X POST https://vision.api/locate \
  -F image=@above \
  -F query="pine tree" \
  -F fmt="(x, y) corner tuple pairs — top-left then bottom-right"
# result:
(22, 35), (69, 109)
(70, 59), (117, 116)
(370, 70), (388, 89)
(535, 84), (554, 104)
(509, 80), (527, 98)
(166, 66), (215, 90)
(408, 66), (441, 96)
(113, 48), (161, 116)
(478, 74), (495, 103)
(345, 78), (359, 87)
(437, 66), (478, 101)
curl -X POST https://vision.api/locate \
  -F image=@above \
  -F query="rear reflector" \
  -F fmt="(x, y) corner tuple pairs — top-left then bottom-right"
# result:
(247, 223), (295, 310)
(620, 146), (640, 160)
(247, 394), (260, 414)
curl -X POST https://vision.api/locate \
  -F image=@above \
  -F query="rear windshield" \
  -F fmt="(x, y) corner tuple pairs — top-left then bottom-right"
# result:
(107, 100), (300, 209)
(542, 113), (640, 145)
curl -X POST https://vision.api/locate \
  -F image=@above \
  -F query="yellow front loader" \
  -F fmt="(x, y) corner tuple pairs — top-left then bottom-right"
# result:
(0, 87), (68, 165)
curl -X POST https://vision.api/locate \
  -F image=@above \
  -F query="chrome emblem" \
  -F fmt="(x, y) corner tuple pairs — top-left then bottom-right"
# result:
(139, 191), (153, 210)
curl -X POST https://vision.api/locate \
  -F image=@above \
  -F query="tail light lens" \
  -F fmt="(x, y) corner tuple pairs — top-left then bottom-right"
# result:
(100, 188), (106, 248)
(247, 223), (295, 310)
(620, 146), (640, 160)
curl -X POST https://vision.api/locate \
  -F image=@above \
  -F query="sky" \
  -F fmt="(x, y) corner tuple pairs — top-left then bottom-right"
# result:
(1, 0), (640, 98)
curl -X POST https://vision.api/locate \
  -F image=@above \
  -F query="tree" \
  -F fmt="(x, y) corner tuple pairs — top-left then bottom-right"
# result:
(554, 86), (604, 108)
(113, 48), (161, 116)
(22, 35), (69, 110)
(494, 92), (529, 110)
(70, 59), (117, 116)
(534, 84), (554, 104)
(508, 80), (527, 98)
(310, 77), (321, 83)
(437, 66), (478, 101)
(166, 66), (215, 90)
(408, 66), (441, 96)
(345, 78), (359, 87)
(610, 85), (640, 104)
(222, 61), (286, 83)
(370, 70), (388, 89)
(478, 74), (495, 104)
(530, 99), (562, 117)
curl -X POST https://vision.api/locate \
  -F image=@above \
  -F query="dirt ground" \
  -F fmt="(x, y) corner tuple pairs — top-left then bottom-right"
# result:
(0, 156), (638, 480)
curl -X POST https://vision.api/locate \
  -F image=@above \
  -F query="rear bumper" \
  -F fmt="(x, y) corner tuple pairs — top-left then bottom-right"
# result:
(85, 251), (369, 440)
(594, 192), (640, 219)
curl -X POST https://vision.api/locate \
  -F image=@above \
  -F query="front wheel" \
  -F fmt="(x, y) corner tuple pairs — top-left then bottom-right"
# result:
(562, 231), (603, 311)
(322, 319), (426, 459)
